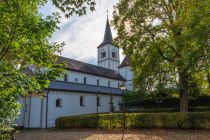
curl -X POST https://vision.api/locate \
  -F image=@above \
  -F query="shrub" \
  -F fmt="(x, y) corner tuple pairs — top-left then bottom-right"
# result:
(125, 96), (210, 108)
(56, 112), (210, 129)
(126, 106), (210, 113)
(56, 114), (98, 129)
(0, 128), (15, 140)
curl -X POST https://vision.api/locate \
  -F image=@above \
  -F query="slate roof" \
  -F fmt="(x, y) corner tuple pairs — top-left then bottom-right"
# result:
(118, 56), (131, 68)
(57, 56), (126, 81)
(49, 81), (122, 95)
(98, 18), (117, 48)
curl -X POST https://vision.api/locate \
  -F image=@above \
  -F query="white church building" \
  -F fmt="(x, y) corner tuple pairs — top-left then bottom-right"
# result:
(16, 18), (134, 128)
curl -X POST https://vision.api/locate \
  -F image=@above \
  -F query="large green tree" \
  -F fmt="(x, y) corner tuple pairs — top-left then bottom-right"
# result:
(113, 0), (210, 112)
(0, 0), (95, 129)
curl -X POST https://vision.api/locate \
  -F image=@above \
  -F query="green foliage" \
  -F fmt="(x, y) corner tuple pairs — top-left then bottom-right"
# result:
(0, 129), (15, 140)
(127, 107), (210, 113)
(52, 0), (96, 17)
(56, 112), (210, 129)
(0, 0), (95, 130)
(55, 114), (98, 129)
(113, 0), (210, 111)
(125, 95), (210, 108)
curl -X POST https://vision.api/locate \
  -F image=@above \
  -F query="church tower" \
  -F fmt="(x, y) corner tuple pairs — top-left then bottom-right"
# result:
(97, 17), (120, 71)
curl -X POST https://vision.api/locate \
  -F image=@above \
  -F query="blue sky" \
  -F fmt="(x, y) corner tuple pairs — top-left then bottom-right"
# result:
(39, 0), (124, 65)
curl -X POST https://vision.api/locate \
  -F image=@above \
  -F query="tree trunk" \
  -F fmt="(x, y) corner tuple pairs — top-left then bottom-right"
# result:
(179, 70), (189, 112)
(207, 72), (210, 90)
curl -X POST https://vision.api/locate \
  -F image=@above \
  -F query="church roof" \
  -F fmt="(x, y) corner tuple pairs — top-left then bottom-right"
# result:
(49, 81), (122, 95)
(98, 18), (115, 48)
(57, 56), (126, 81)
(118, 56), (131, 68)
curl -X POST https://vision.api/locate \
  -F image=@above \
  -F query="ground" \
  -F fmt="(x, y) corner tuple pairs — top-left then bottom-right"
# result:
(15, 129), (210, 140)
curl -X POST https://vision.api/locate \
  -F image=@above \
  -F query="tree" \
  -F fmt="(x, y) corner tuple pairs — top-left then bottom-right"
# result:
(0, 0), (95, 129)
(113, 0), (210, 112)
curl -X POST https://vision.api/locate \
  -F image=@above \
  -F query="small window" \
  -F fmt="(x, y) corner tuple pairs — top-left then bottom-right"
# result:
(112, 52), (116, 58)
(97, 97), (101, 106)
(75, 78), (78, 82)
(108, 81), (110, 87)
(97, 79), (100, 86)
(56, 99), (62, 107)
(80, 96), (84, 106)
(64, 74), (68, 82)
(101, 52), (106, 58)
(118, 83), (120, 88)
(84, 77), (87, 85)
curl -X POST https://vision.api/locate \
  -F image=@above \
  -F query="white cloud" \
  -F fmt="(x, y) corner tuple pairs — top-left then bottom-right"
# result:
(39, 0), (124, 65)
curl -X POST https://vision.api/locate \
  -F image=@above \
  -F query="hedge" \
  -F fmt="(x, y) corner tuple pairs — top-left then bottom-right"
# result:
(0, 128), (15, 140)
(127, 106), (210, 113)
(56, 112), (210, 129)
(126, 96), (210, 108)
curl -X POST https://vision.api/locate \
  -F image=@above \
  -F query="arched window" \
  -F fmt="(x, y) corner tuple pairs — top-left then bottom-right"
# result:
(97, 79), (100, 86)
(101, 50), (106, 58)
(64, 73), (68, 82)
(80, 96), (84, 106)
(84, 77), (87, 84)
(108, 81), (111, 87)
(75, 78), (78, 82)
(97, 97), (101, 106)
(56, 98), (62, 107)
(112, 49), (117, 58)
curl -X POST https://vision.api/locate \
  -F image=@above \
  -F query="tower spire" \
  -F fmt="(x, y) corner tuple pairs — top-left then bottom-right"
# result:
(103, 11), (113, 43)
(97, 12), (120, 71)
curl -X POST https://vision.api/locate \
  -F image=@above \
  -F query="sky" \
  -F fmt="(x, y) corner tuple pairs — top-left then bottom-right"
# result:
(39, 0), (124, 65)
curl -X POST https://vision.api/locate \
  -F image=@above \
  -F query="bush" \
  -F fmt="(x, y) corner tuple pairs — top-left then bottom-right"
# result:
(125, 96), (210, 108)
(56, 112), (210, 129)
(126, 106), (210, 113)
(55, 114), (98, 129)
(0, 129), (15, 140)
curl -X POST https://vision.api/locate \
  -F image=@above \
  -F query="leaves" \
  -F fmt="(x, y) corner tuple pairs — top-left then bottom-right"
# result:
(52, 0), (96, 18)
(0, 0), (95, 129)
(113, 0), (210, 97)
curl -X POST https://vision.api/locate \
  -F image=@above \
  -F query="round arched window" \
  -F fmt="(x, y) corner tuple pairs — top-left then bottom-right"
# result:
(56, 98), (62, 107)
(112, 49), (117, 58)
(101, 49), (106, 58)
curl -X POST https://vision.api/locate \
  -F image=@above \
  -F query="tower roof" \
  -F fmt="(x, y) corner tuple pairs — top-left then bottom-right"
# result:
(98, 18), (114, 48)
(103, 18), (113, 43)
(118, 56), (131, 68)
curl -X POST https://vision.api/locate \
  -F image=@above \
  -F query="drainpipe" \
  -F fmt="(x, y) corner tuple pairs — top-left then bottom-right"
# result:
(45, 90), (49, 129)
(23, 97), (26, 128)
(28, 94), (32, 128)
(40, 96), (44, 128)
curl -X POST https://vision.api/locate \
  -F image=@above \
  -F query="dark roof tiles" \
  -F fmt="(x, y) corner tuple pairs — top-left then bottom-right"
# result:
(98, 18), (117, 48)
(49, 81), (122, 95)
(118, 57), (131, 68)
(57, 56), (126, 81)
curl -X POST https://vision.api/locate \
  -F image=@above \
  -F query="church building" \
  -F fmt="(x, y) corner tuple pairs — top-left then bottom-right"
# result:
(16, 17), (134, 128)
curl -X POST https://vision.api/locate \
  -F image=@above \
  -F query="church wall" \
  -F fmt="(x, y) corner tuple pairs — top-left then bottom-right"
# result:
(98, 44), (120, 71)
(29, 96), (42, 128)
(62, 70), (122, 88)
(119, 66), (134, 91)
(98, 44), (109, 61)
(15, 96), (47, 128)
(109, 45), (120, 61)
(20, 96), (42, 128)
(16, 98), (25, 127)
(46, 90), (122, 128)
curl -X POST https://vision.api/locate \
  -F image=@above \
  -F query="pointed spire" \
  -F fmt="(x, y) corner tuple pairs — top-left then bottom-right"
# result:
(103, 12), (113, 43)
(97, 11), (114, 48)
